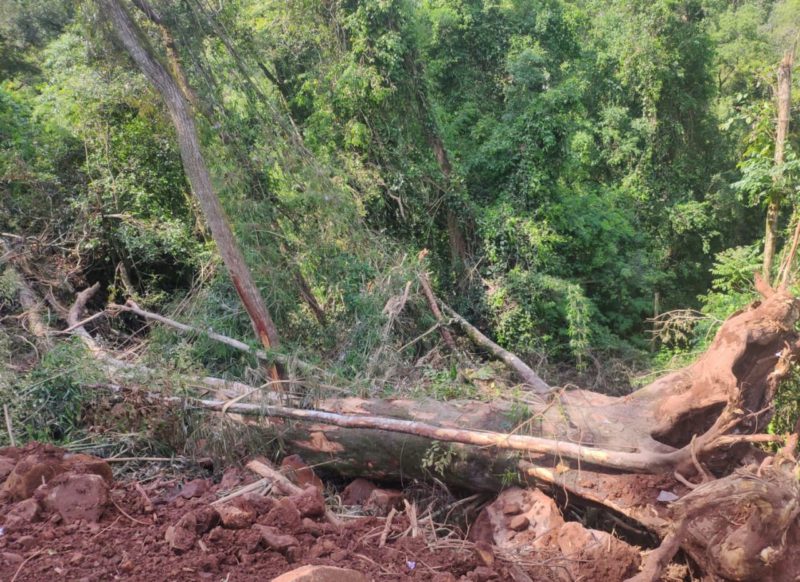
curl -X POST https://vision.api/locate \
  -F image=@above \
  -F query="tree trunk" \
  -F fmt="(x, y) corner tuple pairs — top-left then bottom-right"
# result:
(442, 303), (551, 393)
(411, 60), (469, 273)
(99, 0), (281, 381)
(763, 49), (794, 283)
(194, 286), (799, 513)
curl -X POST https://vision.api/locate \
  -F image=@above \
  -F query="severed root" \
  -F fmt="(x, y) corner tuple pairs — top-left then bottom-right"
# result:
(625, 526), (686, 582)
(664, 464), (800, 581)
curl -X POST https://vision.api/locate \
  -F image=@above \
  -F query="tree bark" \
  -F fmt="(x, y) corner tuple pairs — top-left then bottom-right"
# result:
(183, 285), (799, 511)
(99, 0), (282, 381)
(418, 271), (457, 351)
(410, 59), (469, 273)
(763, 49), (794, 283)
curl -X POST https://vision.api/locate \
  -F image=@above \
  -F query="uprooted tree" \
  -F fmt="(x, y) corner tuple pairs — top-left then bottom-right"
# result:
(2, 1), (798, 580)
(40, 262), (800, 581)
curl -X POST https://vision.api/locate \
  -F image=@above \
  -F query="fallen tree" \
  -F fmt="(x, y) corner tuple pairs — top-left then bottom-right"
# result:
(185, 282), (800, 580)
(34, 276), (800, 580)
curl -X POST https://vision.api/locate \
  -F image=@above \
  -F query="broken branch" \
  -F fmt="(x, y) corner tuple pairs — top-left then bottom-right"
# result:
(111, 300), (322, 378)
(440, 303), (551, 394)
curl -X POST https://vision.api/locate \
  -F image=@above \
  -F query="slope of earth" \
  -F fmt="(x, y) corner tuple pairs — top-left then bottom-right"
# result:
(0, 443), (526, 581)
(0, 443), (646, 581)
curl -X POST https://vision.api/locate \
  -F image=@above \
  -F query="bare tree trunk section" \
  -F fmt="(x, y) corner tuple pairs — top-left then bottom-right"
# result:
(411, 62), (469, 273)
(99, 0), (281, 381)
(441, 303), (551, 394)
(763, 49), (794, 283)
(418, 271), (457, 351)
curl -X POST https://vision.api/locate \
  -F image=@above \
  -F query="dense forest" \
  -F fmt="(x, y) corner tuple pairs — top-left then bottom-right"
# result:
(0, 1), (799, 580)
(2, 0), (798, 381)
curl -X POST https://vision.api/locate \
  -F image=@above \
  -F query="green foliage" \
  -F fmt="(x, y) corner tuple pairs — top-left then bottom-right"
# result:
(6, 340), (103, 443)
(2, 0), (800, 431)
(487, 269), (593, 365)
(421, 440), (459, 476)
(699, 243), (761, 333)
(770, 365), (800, 438)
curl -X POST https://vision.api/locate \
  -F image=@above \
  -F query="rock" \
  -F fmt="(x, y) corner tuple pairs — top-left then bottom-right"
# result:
(62, 453), (114, 482)
(166, 506), (221, 552)
(280, 455), (324, 493)
(289, 486), (326, 518)
(6, 498), (41, 526)
(2, 446), (111, 501)
(185, 506), (221, 535)
(301, 517), (324, 536)
(217, 504), (255, 529)
(271, 565), (369, 582)
(308, 538), (336, 559)
(340, 478), (376, 505)
(179, 479), (210, 499)
(0, 458), (15, 484)
(232, 492), (273, 516)
(263, 497), (301, 530)
(219, 468), (242, 491)
(3, 451), (66, 501)
(255, 524), (300, 559)
(470, 487), (563, 548)
(165, 524), (197, 552)
(556, 522), (640, 581)
(41, 473), (109, 523)
(365, 488), (404, 514)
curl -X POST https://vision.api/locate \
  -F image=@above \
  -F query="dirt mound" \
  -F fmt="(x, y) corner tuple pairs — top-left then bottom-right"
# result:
(1, 443), (112, 501)
(470, 487), (641, 581)
(0, 446), (643, 581)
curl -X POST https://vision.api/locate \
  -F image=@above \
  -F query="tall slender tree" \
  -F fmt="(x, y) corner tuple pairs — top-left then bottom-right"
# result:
(98, 0), (282, 381)
(763, 48), (795, 282)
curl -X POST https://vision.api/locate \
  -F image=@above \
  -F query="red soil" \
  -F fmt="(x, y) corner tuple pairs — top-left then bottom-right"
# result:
(0, 444), (510, 581)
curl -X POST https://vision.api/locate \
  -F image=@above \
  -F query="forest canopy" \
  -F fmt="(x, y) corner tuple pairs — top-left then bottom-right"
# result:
(2, 2), (800, 580)
(0, 0), (798, 416)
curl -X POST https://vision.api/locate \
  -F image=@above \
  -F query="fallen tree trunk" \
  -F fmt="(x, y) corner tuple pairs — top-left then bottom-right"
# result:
(223, 288), (796, 469)
(173, 287), (799, 540)
(74, 282), (800, 579)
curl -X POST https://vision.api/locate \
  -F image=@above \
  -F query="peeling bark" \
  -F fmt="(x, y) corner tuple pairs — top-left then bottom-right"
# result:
(99, 0), (282, 382)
